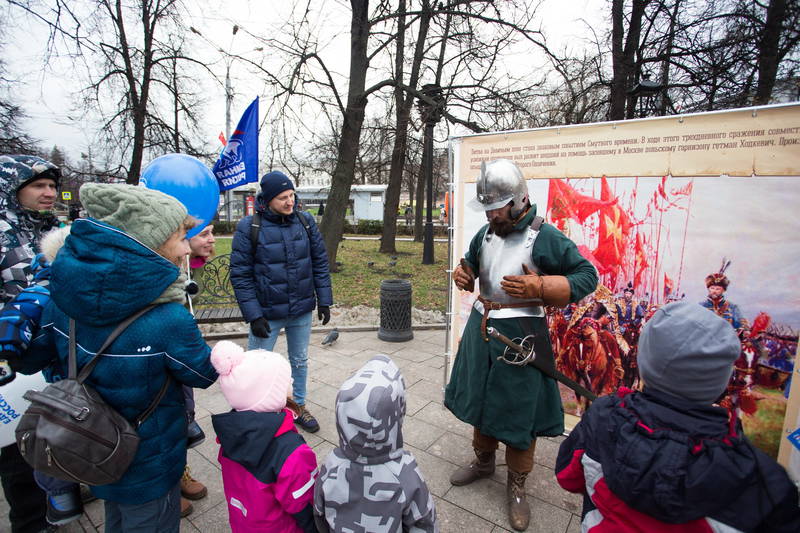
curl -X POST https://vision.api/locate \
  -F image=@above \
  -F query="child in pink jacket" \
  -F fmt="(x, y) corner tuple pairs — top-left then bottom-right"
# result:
(210, 341), (317, 532)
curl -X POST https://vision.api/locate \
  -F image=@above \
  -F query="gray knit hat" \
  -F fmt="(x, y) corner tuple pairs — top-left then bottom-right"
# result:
(638, 301), (740, 404)
(79, 183), (188, 251)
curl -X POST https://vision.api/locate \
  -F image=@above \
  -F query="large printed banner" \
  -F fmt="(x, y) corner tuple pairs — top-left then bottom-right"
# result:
(448, 104), (800, 477)
(457, 104), (800, 179)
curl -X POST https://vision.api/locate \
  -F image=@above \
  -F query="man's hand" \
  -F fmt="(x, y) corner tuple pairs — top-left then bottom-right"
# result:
(453, 258), (475, 292)
(501, 264), (543, 299)
(250, 317), (271, 338)
(318, 305), (331, 325)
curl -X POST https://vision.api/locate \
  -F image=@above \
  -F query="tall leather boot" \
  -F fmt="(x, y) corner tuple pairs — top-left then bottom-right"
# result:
(449, 448), (496, 486)
(507, 469), (530, 531)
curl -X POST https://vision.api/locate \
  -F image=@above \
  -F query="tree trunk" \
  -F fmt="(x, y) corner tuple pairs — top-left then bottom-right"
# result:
(609, 0), (627, 120)
(658, 0), (681, 116)
(127, 107), (147, 184)
(413, 166), (425, 241)
(609, 0), (649, 120)
(116, 0), (154, 185)
(380, 0), (431, 254)
(754, 0), (786, 105)
(319, 0), (370, 271)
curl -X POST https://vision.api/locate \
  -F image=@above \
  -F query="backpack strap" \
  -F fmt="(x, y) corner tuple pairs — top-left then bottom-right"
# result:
(531, 215), (544, 231)
(297, 210), (313, 239)
(250, 211), (313, 258)
(69, 304), (170, 428)
(250, 212), (261, 257)
(133, 376), (171, 428)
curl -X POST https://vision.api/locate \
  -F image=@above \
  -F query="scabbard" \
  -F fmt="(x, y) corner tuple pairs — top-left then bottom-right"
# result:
(488, 327), (598, 402)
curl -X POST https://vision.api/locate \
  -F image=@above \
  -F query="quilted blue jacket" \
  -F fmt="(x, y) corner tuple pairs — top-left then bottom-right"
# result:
(230, 196), (332, 323)
(21, 218), (217, 504)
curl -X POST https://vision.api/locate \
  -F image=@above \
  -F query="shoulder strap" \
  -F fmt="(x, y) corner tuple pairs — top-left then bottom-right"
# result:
(250, 211), (312, 257)
(297, 210), (313, 239)
(133, 375), (171, 428)
(69, 304), (170, 427)
(531, 215), (544, 231)
(250, 212), (261, 257)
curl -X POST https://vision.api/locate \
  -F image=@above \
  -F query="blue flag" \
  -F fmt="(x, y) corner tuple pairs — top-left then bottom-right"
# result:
(213, 97), (259, 191)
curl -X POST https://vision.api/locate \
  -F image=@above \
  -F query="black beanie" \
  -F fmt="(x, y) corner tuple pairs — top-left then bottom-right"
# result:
(260, 171), (295, 203)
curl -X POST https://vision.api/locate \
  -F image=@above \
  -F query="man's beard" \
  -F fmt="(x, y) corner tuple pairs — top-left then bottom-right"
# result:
(489, 217), (515, 237)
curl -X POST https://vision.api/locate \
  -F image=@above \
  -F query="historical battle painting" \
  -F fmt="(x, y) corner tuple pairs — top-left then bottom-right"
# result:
(455, 175), (799, 458)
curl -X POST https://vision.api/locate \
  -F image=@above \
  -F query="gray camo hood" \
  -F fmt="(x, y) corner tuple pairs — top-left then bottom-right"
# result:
(335, 354), (406, 464)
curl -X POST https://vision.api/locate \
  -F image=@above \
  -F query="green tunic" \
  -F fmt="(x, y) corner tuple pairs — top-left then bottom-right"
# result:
(444, 207), (597, 450)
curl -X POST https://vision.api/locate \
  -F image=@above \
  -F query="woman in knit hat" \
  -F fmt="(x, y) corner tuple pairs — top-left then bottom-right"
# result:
(210, 340), (317, 533)
(17, 183), (218, 532)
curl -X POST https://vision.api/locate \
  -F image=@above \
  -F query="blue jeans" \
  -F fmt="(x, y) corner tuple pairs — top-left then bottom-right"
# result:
(248, 312), (312, 406)
(33, 470), (76, 497)
(103, 481), (180, 532)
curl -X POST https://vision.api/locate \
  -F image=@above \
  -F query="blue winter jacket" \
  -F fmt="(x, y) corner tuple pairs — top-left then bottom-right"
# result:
(20, 218), (218, 504)
(230, 196), (332, 323)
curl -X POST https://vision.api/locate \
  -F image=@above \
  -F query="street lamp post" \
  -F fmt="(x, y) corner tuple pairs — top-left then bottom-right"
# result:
(628, 73), (664, 118)
(418, 84), (445, 265)
(223, 25), (239, 223)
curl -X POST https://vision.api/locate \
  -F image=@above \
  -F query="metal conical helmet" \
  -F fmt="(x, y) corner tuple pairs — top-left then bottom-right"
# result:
(469, 158), (529, 217)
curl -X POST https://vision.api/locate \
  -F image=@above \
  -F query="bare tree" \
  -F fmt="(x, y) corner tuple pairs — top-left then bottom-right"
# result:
(8, 0), (213, 183)
(602, 0), (800, 117)
(379, 0), (432, 252)
(0, 27), (40, 154)
(245, 0), (550, 266)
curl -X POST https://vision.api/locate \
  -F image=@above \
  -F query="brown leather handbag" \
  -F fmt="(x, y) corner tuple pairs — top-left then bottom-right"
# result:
(15, 305), (169, 485)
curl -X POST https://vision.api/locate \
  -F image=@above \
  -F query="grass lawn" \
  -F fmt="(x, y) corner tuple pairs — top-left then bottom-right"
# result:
(741, 385), (787, 460)
(213, 236), (450, 311)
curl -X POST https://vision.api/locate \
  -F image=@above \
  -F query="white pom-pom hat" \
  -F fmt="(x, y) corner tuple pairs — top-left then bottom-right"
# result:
(210, 340), (292, 413)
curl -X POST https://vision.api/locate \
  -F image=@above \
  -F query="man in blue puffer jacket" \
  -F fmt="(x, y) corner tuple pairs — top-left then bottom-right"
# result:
(18, 183), (218, 532)
(230, 171), (332, 433)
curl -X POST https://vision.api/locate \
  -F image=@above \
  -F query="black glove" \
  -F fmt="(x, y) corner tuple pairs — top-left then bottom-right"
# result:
(317, 306), (330, 325)
(250, 317), (271, 338)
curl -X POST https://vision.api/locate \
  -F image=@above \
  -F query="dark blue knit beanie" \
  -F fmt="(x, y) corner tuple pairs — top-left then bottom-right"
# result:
(260, 171), (295, 203)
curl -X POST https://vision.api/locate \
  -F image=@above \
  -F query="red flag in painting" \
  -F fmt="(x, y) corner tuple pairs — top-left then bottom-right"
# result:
(633, 233), (648, 288)
(657, 175), (669, 200)
(671, 181), (694, 196)
(547, 179), (610, 224)
(592, 177), (632, 285)
(663, 273), (674, 299)
(749, 312), (771, 338)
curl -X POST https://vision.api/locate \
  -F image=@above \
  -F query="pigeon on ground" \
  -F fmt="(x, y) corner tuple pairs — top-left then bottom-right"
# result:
(391, 255), (398, 260)
(388, 261), (397, 268)
(367, 261), (375, 267)
(321, 328), (339, 346)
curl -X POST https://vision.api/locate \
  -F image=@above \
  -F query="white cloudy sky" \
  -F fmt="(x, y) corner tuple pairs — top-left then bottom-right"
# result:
(4, 0), (605, 158)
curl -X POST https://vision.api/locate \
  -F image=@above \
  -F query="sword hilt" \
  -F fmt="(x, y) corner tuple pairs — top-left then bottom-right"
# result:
(486, 327), (536, 366)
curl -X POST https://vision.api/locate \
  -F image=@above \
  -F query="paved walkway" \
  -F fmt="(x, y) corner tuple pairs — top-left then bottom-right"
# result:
(1, 329), (582, 532)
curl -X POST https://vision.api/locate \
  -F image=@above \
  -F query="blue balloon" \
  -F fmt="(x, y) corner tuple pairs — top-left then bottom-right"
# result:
(140, 154), (220, 239)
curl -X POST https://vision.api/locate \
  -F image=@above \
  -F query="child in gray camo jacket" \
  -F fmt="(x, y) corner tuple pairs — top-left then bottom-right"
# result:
(313, 354), (438, 533)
